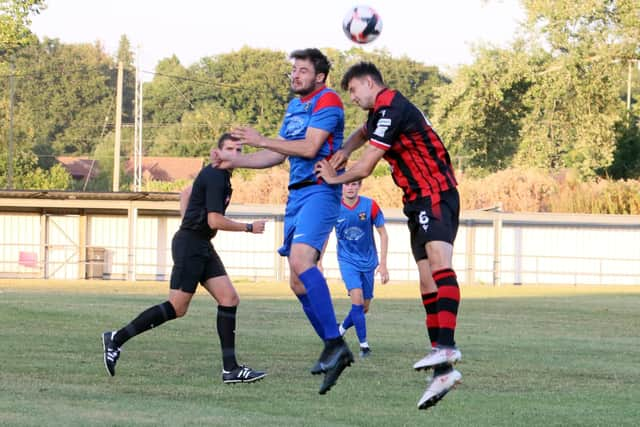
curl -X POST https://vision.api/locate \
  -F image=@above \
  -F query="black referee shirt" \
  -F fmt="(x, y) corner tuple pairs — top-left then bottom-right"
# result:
(180, 165), (232, 239)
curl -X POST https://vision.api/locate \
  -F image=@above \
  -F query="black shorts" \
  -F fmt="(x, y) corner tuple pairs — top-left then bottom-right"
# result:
(169, 229), (227, 293)
(404, 188), (460, 262)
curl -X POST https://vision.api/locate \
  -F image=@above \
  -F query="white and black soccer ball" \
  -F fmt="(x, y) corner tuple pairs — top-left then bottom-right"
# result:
(342, 5), (382, 44)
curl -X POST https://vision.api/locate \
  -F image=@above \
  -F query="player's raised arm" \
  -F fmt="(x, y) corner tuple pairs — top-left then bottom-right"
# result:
(212, 145), (286, 170)
(330, 126), (368, 169)
(315, 144), (386, 184)
(232, 126), (331, 159)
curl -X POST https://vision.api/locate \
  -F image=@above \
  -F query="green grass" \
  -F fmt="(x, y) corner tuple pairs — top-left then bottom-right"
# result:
(1, 285), (639, 426)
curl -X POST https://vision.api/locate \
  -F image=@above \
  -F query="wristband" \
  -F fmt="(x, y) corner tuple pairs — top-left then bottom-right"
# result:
(245, 223), (253, 233)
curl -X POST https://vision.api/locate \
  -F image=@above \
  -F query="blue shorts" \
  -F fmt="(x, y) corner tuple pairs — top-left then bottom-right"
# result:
(339, 262), (375, 300)
(278, 184), (341, 257)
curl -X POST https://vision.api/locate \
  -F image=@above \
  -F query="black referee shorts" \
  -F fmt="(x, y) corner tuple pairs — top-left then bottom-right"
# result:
(169, 229), (227, 293)
(404, 188), (460, 262)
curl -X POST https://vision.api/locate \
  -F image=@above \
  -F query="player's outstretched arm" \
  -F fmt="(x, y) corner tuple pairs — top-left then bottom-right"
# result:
(330, 126), (368, 169)
(233, 126), (330, 159)
(376, 224), (390, 284)
(315, 144), (385, 184)
(211, 147), (286, 170)
(207, 212), (267, 234)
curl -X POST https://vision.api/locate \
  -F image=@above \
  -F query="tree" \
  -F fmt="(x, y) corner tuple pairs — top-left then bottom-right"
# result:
(517, 0), (640, 177)
(0, 149), (71, 189)
(143, 48), (291, 154)
(515, 54), (622, 176)
(606, 119), (640, 179)
(1, 38), (115, 159)
(433, 44), (537, 175)
(330, 47), (449, 155)
(193, 47), (291, 135)
(0, 0), (45, 56)
(149, 102), (236, 157)
(143, 56), (191, 124)
(115, 34), (135, 123)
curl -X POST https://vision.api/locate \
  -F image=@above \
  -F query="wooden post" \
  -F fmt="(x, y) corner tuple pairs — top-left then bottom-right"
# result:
(7, 58), (15, 189)
(113, 61), (123, 191)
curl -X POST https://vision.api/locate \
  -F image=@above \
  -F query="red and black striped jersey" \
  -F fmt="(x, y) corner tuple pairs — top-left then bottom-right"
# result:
(365, 88), (457, 204)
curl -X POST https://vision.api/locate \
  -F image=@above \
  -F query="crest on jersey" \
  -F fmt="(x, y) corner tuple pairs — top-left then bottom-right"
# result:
(285, 116), (306, 137)
(343, 226), (365, 241)
(358, 212), (367, 221)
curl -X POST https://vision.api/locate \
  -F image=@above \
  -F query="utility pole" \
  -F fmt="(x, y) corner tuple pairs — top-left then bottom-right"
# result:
(113, 61), (123, 192)
(7, 57), (15, 189)
(133, 47), (143, 192)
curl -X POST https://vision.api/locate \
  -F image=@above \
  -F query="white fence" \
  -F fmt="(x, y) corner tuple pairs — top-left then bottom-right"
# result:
(1, 191), (639, 285)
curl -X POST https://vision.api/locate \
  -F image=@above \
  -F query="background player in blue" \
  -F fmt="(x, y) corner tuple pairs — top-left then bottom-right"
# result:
(211, 48), (353, 394)
(101, 134), (267, 384)
(319, 180), (389, 358)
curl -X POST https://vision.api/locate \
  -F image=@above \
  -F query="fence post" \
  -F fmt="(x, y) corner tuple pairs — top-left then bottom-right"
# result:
(78, 213), (87, 279)
(127, 205), (138, 281)
(40, 213), (48, 279)
(493, 213), (502, 286)
(273, 215), (285, 280)
(465, 219), (476, 285)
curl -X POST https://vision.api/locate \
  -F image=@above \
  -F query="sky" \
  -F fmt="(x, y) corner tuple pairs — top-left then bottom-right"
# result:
(31, 0), (525, 77)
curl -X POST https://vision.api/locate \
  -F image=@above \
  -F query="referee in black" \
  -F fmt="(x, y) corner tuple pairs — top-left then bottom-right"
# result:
(102, 133), (267, 384)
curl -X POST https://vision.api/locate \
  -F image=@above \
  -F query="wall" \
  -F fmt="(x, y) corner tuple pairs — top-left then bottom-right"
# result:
(1, 194), (638, 285)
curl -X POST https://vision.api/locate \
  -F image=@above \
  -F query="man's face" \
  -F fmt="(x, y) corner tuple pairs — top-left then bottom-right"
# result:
(342, 181), (361, 198)
(215, 139), (242, 161)
(220, 139), (242, 156)
(347, 76), (374, 110)
(290, 58), (323, 96)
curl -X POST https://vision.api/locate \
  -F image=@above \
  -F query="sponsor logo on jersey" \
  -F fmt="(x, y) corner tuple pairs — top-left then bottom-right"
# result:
(374, 118), (391, 138)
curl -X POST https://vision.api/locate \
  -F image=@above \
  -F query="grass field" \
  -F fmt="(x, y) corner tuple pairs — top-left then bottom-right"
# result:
(1, 280), (639, 426)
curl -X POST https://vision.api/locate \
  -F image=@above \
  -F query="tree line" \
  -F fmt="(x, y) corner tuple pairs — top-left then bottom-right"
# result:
(1, 0), (639, 199)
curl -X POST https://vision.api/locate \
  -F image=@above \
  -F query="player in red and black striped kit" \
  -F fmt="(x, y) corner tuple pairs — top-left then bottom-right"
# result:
(314, 61), (462, 410)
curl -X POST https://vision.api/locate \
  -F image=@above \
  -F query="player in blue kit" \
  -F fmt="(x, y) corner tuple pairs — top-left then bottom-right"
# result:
(211, 48), (353, 394)
(319, 180), (388, 358)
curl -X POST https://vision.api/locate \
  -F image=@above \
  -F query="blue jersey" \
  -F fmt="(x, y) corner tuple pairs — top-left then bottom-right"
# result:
(335, 196), (385, 271)
(279, 86), (344, 186)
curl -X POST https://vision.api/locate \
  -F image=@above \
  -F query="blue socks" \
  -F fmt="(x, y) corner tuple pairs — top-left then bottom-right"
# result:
(341, 304), (366, 344)
(298, 267), (340, 340)
(296, 293), (324, 340)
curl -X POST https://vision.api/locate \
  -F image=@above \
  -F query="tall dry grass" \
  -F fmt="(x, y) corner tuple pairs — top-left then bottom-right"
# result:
(228, 167), (640, 214)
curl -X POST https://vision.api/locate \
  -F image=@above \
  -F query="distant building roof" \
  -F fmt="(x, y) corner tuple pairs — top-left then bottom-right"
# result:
(125, 157), (203, 182)
(56, 156), (99, 180)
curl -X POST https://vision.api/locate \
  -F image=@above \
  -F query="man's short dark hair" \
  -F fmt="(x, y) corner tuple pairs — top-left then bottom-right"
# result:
(217, 133), (238, 149)
(340, 61), (385, 91)
(289, 48), (331, 82)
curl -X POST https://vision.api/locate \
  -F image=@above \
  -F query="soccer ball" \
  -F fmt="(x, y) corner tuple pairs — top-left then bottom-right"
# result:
(342, 5), (382, 44)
